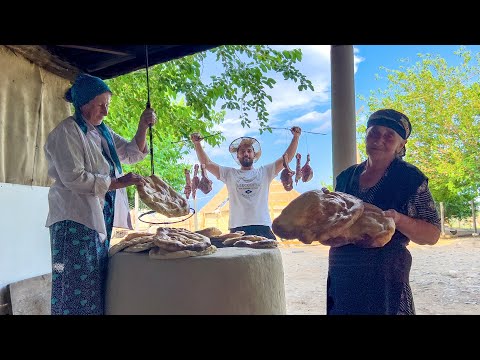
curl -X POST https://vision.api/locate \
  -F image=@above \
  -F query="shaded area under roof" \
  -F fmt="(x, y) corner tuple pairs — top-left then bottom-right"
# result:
(5, 45), (220, 81)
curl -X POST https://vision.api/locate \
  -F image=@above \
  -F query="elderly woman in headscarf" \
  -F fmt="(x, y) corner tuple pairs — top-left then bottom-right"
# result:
(44, 73), (157, 315)
(327, 108), (441, 315)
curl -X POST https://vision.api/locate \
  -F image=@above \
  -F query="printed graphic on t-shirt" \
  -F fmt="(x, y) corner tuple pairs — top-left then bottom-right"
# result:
(236, 172), (261, 199)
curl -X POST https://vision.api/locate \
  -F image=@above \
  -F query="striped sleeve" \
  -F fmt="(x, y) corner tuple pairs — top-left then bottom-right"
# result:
(407, 180), (441, 229)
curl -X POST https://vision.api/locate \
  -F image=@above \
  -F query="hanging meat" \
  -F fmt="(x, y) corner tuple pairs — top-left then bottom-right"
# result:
(280, 153), (295, 192)
(191, 164), (200, 199)
(301, 154), (313, 182)
(183, 168), (192, 199)
(198, 163), (213, 194)
(294, 153), (303, 185)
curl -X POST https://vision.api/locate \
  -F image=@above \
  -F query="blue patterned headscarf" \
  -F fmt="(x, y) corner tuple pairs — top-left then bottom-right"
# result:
(65, 73), (112, 108)
(66, 74), (122, 174)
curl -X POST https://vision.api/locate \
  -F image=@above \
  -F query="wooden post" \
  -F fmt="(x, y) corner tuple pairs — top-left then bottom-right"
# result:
(194, 196), (199, 231)
(134, 190), (139, 231)
(471, 199), (477, 235)
(440, 202), (445, 236)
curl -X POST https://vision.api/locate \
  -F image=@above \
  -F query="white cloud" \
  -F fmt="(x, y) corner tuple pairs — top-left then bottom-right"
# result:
(265, 45), (331, 115)
(353, 46), (365, 74)
(211, 116), (258, 140)
(285, 109), (332, 132)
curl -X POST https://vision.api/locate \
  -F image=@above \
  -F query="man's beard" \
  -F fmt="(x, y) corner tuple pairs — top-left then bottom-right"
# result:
(239, 157), (254, 167)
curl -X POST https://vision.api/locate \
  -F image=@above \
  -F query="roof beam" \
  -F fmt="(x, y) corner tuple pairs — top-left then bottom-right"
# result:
(57, 45), (133, 56)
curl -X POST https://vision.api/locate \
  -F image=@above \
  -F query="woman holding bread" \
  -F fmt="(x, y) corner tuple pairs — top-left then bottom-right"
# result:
(327, 109), (441, 315)
(44, 74), (156, 315)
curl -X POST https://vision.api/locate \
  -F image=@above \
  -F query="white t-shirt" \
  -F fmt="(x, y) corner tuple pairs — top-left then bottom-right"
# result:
(218, 162), (277, 229)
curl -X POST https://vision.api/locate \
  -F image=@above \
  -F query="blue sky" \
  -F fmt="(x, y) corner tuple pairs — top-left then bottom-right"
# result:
(182, 45), (480, 211)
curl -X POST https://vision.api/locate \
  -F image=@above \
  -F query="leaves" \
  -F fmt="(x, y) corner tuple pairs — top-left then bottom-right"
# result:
(104, 45), (314, 199)
(359, 46), (480, 220)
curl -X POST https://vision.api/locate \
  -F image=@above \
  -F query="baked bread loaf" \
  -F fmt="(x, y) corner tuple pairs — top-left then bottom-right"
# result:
(154, 227), (211, 252)
(195, 227), (223, 238)
(233, 239), (278, 249)
(272, 189), (364, 244)
(137, 175), (190, 217)
(322, 202), (395, 248)
(109, 232), (155, 257)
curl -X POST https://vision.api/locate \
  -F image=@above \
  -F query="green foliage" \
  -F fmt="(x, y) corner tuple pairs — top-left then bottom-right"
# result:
(358, 46), (480, 221)
(320, 181), (334, 192)
(104, 45), (313, 201)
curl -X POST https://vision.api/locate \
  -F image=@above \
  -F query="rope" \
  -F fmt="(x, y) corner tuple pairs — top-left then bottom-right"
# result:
(145, 45), (154, 175)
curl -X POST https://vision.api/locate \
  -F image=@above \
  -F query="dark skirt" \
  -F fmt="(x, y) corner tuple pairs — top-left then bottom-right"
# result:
(326, 243), (415, 315)
(49, 189), (115, 315)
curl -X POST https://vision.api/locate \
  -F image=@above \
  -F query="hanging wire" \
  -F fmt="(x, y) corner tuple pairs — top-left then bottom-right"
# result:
(145, 45), (154, 175)
(268, 127), (326, 135)
(138, 208), (196, 225)
(170, 132), (222, 144)
(305, 131), (310, 154)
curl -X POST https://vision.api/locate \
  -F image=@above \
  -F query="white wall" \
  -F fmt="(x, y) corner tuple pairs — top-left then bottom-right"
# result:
(0, 183), (51, 288)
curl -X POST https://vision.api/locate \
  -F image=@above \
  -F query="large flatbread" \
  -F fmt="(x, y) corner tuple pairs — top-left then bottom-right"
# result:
(109, 233), (156, 257)
(272, 189), (364, 244)
(210, 231), (245, 243)
(233, 239), (278, 249)
(137, 175), (190, 218)
(223, 234), (268, 246)
(154, 227), (211, 252)
(322, 202), (395, 248)
(123, 241), (156, 253)
(149, 245), (217, 260)
(195, 227), (222, 238)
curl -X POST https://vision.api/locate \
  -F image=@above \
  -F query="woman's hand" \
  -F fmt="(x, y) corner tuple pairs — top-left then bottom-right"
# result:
(135, 108), (157, 151)
(138, 108), (157, 131)
(383, 209), (401, 224)
(111, 172), (146, 190)
(383, 208), (440, 245)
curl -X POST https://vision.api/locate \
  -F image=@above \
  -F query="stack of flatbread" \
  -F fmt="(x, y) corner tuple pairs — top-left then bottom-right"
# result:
(195, 227), (278, 249)
(108, 228), (217, 260)
(272, 188), (395, 248)
(210, 231), (277, 249)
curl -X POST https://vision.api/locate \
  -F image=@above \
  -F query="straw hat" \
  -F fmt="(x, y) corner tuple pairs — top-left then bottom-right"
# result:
(228, 137), (262, 165)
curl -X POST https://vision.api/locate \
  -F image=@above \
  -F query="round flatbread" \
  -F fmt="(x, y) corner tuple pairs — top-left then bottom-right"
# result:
(154, 227), (211, 252)
(109, 233), (156, 257)
(137, 174), (190, 218)
(123, 241), (156, 253)
(195, 227), (222, 238)
(323, 202), (396, 248)
(272, 189), (364, 244)
(223, 234), (269, 246)
(233, 239), (278, 249)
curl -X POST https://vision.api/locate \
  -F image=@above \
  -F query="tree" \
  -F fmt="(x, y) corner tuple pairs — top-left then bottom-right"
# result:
(358, 47), (480, 221)
(105, 45), (314, 200)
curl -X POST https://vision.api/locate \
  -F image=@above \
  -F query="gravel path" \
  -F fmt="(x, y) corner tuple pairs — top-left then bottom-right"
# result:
(279, 237), (480, 315)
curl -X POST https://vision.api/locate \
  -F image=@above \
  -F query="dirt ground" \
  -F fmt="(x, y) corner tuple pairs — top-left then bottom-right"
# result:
(278, 237), (480, 315)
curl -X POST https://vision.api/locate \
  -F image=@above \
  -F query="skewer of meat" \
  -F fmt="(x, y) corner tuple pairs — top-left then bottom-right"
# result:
(294, 153), (303, 185)
(198, 163), (213, 194)
(301, 154), (313, 182)
(280, 153), (295, 191)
